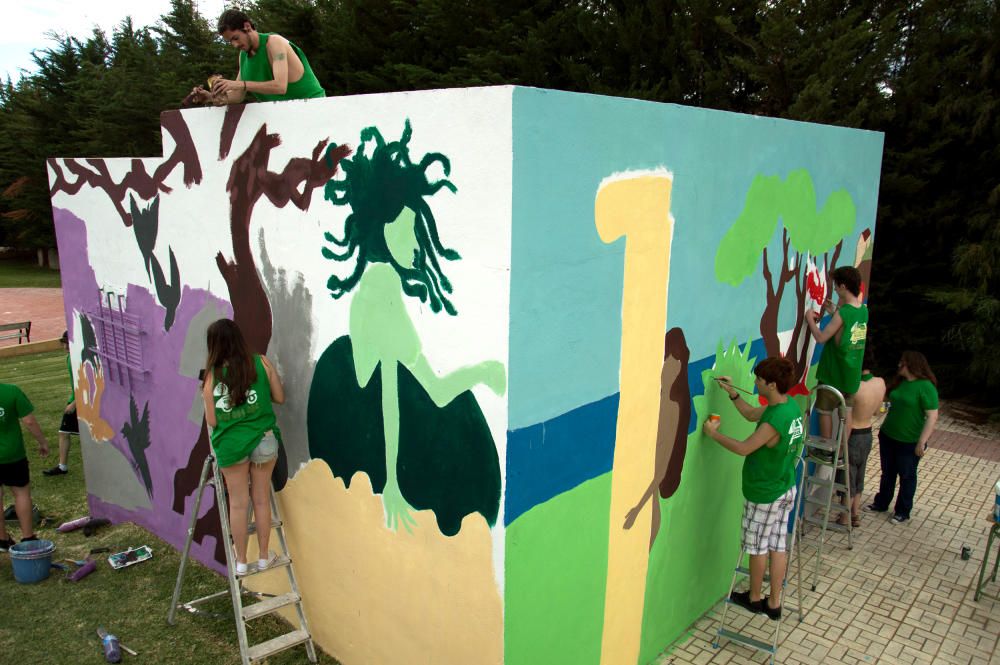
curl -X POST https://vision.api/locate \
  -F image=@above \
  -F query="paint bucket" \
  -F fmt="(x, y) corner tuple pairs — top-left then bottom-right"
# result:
(9, 539), (56, 584)
(961, 545), (972, 561)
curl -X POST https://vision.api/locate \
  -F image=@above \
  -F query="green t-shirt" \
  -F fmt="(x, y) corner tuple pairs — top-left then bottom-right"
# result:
(209, 355), (279, 467)
(882, 379), (939, 443)
(0, 383), (34, 464)
(239, 33), (326, 102)
(816, 303), (868, 395)
(66, 354), (75, 404)
(743, 399), (803, 503)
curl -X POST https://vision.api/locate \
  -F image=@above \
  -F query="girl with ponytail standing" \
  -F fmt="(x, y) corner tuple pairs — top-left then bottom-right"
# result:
(202, 319), (284, 575)
(866, 350), (939, 524)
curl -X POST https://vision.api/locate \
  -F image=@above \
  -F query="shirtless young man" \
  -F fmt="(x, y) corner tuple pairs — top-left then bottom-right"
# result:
(838, 346), (885, 526)
(190, 9), (325, 105)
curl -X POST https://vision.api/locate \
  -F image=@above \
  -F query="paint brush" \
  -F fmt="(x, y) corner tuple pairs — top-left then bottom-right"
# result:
(712, 377), (754, 395)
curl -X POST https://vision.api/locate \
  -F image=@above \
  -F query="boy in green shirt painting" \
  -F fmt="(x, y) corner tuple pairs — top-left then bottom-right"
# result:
(704, 357), (804, 620)
(0, 382), (51, 551)
(806, 266), (869, 439)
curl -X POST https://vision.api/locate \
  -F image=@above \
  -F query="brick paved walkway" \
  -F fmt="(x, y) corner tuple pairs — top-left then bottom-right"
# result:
(0, 288), (65, 346)
(654, 411), (1000, 665)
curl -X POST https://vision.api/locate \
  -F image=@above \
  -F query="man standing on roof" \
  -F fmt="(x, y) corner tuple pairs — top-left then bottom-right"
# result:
(189, 9), (325, 105)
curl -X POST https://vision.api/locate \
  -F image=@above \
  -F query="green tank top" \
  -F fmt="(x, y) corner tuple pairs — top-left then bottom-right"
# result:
(816, 303), (868, 395)
(209, 355), (278, 467)
(239, 33), (325, 102)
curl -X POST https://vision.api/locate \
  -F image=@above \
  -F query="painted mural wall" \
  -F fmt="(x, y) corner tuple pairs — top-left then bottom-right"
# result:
(49, 85), (883, 665)
(504, 88), (882, 665)
(50, 87), (513, 665)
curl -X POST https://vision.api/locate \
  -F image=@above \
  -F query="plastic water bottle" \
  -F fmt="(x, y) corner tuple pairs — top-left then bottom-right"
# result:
(994, 479), (1000, 523)
(57, 516), (90, 533)
(102, 633), (122, 663)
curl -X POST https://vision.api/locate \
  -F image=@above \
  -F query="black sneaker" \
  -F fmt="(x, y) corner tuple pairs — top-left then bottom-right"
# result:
(43, 465), (68, 476)
(729, 590), (765, 614)
(762, 596), (783, 620)
(863, 503), (887, 513)
(890, 514), (909, 524)
(0, 537), (14, 552)
(20, 535), (39, 543)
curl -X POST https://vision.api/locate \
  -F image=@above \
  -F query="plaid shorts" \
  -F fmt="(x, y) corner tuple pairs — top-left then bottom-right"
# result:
(742, 486), (797, 556)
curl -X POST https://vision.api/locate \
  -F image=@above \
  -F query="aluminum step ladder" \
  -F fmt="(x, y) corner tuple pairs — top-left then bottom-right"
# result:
(801, 384), (853, 592)
(713, 448), (807, 664)
(168, 453), (317, 664)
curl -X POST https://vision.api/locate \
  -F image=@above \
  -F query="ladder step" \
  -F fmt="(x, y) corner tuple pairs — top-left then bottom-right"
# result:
(805, 476), (848, 492)
(247, 629), (311, 662)
(803, 514), (851, 532)
(247, 518), (282, 534)
(803, 497), (851, 512)
(805, 436), (838, 452)
(242, 592), (301, 621)
(716, 628), (775, 654)
(238, 554), (292, 577)
(806, 453), (844, 468)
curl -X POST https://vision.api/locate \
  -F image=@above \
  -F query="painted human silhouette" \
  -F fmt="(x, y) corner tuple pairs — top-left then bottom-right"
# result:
(308, 120), (505, 535)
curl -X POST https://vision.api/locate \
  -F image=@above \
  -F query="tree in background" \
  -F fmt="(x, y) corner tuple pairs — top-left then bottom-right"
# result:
(0, 0), (996, 395)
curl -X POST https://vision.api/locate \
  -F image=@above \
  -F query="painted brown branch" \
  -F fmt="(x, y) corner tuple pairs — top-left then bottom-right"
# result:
(219, 123), (349, 354)
(219, 105), (246, 160)
(48, 111), (202, 226)
(760, 227), (797, 359)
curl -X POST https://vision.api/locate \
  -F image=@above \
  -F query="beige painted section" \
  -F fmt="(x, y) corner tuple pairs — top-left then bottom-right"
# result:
(595, 173), (674, 665)
(245, 459), (503, 665)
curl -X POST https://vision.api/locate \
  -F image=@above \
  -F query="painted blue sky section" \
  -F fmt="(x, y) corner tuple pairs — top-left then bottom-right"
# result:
(508, 87), (884, 432)
(505, 338), (770, 525)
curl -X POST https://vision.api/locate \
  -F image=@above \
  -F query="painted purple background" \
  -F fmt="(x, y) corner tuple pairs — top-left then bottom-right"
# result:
(55, 206), (232, 572)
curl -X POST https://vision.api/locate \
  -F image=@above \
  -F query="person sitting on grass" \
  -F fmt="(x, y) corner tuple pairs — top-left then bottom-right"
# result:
(704, 357), (805, 620)
(202, 319), (285, 576)
(43, 331), (78, 476)
(0, 382), (51, 551)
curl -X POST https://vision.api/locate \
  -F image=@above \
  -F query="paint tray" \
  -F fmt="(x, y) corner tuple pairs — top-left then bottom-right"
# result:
(108, 546), (153, 570)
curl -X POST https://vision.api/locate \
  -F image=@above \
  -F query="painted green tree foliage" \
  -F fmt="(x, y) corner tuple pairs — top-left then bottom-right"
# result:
(715, 169), (855, 380)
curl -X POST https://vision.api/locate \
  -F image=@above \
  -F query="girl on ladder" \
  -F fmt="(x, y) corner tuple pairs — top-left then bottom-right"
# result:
(202, 319), (284, 575)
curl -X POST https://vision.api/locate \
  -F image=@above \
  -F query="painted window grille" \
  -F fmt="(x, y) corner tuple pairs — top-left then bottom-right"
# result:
(85, 289), (148, 388)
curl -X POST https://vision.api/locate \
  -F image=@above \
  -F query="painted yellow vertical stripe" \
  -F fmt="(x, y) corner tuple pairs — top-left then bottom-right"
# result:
(595, 173), (673, 665)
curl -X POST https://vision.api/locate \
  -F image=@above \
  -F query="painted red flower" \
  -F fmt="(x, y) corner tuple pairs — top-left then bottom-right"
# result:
(806, 269), (825, 305)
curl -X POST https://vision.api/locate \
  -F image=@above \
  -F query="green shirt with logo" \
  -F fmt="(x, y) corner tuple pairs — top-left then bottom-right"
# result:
(239, 33), (325, 102)
(0, 383), (34, 464)
(209, 356), (279, 467)
(816, 303), (868, 395)
(882, 379), (939, 443)
(743, 399), (803, 503)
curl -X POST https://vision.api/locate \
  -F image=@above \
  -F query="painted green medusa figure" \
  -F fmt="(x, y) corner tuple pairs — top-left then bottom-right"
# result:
(307, 120), (505, 535)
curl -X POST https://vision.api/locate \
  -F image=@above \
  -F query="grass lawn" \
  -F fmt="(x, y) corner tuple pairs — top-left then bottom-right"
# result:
(0, 258), (61, 288)
(0, 352), (340, 664)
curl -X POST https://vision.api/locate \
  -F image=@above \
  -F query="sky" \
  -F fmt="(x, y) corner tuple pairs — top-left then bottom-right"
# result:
(2, 1), (227, 82)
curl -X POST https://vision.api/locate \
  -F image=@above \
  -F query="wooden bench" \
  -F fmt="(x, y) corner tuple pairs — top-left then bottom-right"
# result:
(0, 321), (31, 344)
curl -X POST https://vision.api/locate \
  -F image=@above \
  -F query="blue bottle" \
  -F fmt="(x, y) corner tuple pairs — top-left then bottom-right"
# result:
(102, 633), (122, 663)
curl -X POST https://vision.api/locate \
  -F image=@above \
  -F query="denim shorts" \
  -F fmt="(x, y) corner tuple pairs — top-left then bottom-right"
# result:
(235, 432), (279, 465)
